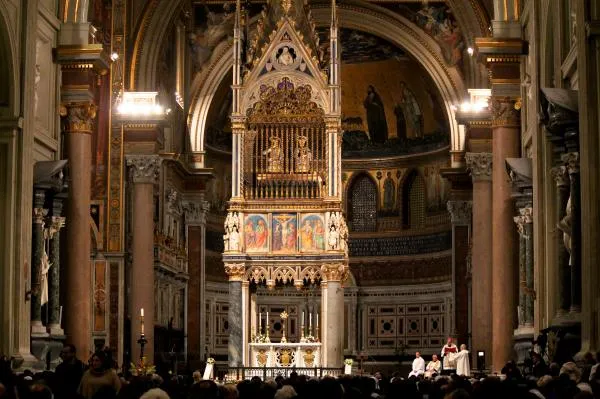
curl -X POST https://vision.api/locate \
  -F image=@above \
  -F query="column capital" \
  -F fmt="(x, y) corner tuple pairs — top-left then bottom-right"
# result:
(49, 216), (66, 238)
(126, 155), (161, 184)
(490, 97), (521, 128)
(321, 263), (348, 282)
(519, 207), (533, 223)
(183, 200), (210, 225)
(33, 208), (48, 225)
(59, 102), (97, 134)
(550, 166), (570, 187)
(465, 152), (493, 181)
(561, 152), (580, 174)
(447, 200), (472, 225)
(225, 263), (246, 281)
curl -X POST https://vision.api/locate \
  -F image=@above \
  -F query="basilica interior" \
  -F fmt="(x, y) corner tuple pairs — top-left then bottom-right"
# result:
(0, 0), (599, 377)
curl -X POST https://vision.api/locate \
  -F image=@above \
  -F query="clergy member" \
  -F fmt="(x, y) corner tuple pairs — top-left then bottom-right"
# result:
(408, 351), (425, 378)
(454, 344), (471, 377)
(425, 354), (441, 378)
(441, 337), (458, 373)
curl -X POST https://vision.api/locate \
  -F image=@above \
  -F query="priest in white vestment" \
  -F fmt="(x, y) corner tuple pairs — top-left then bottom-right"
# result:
(425, 354), (441, 378)
(408, 351), (425, 378)
(441, 337), (458, 372)
(453, 344), (471, 377)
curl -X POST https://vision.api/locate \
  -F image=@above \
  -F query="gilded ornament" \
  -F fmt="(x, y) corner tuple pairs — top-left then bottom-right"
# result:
(303, 349), (315, 367)
(257, 349), (268, 366)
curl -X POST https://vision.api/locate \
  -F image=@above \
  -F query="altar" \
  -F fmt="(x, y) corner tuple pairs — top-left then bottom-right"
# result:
(249, 343), (322, 368)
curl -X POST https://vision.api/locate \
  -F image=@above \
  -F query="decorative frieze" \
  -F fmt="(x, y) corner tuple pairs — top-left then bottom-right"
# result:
(465, 152), (492, 181)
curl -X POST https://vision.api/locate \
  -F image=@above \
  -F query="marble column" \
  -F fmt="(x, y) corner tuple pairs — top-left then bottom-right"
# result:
(551, 166), (571, 315)
(31, 189), (47, 336)
(465, 152), (493, 367)
(184, 199), (209, 361)
(322, 264), (346, 368)
(225, 264), (245, 367)
(446, 200), (472, 347)
(48, 197), (66, 336)
(126, 155), (161, 364)
(523, 208), (534, 326)
(562, 152), (581, 312)
(490, 97), (521, 372)
(61, 101), (96, 359)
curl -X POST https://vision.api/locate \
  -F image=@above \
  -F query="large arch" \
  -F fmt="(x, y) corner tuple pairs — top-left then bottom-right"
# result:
(188, 2), (469, 167)
(129, 0), (185, 90)
(0, 1), (18, 118)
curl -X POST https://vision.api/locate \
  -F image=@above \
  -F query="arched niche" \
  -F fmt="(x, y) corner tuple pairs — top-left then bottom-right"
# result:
(346, 173), (378, 232)
(188, 2), (467, 167)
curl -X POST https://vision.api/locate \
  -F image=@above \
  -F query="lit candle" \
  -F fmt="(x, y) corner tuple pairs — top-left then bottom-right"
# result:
(309, 313), (312, 332)
(141, 308), (144, 317)
(259, 312), (262, 333)
(140, 308), (145, 335)
(316, 313), (318, 329)
(302, 311), (305, 325)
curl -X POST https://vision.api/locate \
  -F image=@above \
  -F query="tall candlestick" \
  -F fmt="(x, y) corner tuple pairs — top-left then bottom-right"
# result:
(309, 313), (312, 334)
(259, 312), (262, 334)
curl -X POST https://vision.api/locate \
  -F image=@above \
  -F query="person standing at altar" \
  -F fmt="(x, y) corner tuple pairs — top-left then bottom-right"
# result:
(440, 337), (458, 374)
(408, 351), (425, 378)
(454, 344), (471, 376)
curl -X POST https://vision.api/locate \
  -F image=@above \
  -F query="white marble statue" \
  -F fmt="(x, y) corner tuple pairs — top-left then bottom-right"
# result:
(224, 212), (240, 251)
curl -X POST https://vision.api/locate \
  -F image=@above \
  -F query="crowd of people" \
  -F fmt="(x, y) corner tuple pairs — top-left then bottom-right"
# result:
(0, 344), (599, 399)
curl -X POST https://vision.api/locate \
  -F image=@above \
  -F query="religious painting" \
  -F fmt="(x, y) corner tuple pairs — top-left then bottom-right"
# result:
(272, 214), (297, 253)
(423, 164), (450, 212)
(244, 214), (269, 252)
(299, 214), (326, 252)
(396, 3), (465, 69)
(190, 4), (235, 73)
